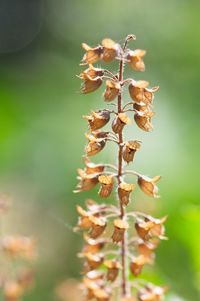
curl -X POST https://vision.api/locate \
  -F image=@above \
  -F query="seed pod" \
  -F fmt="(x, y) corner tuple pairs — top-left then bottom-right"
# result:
(118, 183), (135, 206)
(83, 235), (106, 253)
(122, 140), (141, 163)
(137, 175), (161, 197)
(127, 49), (146, 72)
(81, 75), (103, 94)
(104, 260), (121, 282)
(81, 43), (103, 64)
(3, 281), (24, 301)
(130, 255), (149, 276)
(79, 65), (104, 79)
(134, 110), (155, 132)
(112, 113), (130, 134)
(83, 253), (104, 271)
(104, 80), (120, 101)
(112, 219), (129, 243)
(98, 175), (113, 198)
(74, 169), (99, 193)
(89, 216), (107, 239)
(129, 80), (159, 105)
(85, 134), (106, 157)
(101, 38), (119, 62)
(83, 110), (111, 131)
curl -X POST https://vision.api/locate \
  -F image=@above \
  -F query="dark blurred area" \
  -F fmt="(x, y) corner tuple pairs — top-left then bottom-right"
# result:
(0, 1), (199, 300)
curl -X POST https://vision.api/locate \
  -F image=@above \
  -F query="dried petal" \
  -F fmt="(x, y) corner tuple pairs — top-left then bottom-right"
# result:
(118, 183), (135, 206)
(83, 157), (105, 174)
(79, 65), (104, 79)
(93, 288), (111, 301)
(104, 80), (120, 102)
(129, 81), (159, 105)
(98, 175), (113, 198)
(137, 175), (161, 197)
(122, 140), (141, 163)
(76, 205), (92, 229)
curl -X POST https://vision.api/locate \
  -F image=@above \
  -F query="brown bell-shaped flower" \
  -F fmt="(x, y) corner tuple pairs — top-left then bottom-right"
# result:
(81, 252), (104, 271)
(138, 285), (166, 301)
(83, 110), (111, 131)
(104, 80), (121, 102)
(134, 110), (155, 132)
(98, 175), (113, 198)
(76, 205), (92, 229)
(112, 113), (130, 134)
(118, 183), (135, 206)
(104, 260), (121, 282)
(74, 169), (99, 193)
(135, 216), (167, 241)
(127, 49), (146, 72)
(112, 219), (129, 243)
(83, 235), (106, 253)
(122, 140), (141, 163)
(129, 80), (159, 105)
(83, 157), (105, 175)
(130, 255), (151, 277)
(135, 219), (155, 241)
(89, 215), (107, 239)
(137, 175), (161, 197)
(133, 102), (149, 113)
(85, 134), (107, 157)
(81, 74), (103, 94)
(79, 65), (104, 79)
(101, 38), (119, 62)
(3, 281), (24, 301)
(81, 43), (103, 65)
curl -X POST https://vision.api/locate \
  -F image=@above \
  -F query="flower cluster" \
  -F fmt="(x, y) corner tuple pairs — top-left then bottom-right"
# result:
(0, 195), (36, 301)
(74, 35), (167, 301)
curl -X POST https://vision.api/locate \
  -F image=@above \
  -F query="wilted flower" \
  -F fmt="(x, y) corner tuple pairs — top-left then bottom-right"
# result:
(112, 113), (130, 134)
(104, 80), (121, 102)
(112, 219), (129, 243)
(135, 216), (167, 241)
(127, 49), (146, 72)
(81, 74), (103, 94)
(137, 175), (161, 197)
(134, 110), (155, 132)
(130, 255), (151, 276)
(79, 65), (104, 80)
(98, 175), (113, 198)
(74, 169), (99, 193)
(83, 110), (111, 131)
(129, 80), (159, 105)
(89, 215), (107, 239)
(81, 43), (103, 65)
(122, 140), (141, 163)
(85, 133), (107, 156)
(83, 235), (106, 253)
(104, 260), (121, 282)
(118, 183), (135, 206)
(101, 38), (119, 62)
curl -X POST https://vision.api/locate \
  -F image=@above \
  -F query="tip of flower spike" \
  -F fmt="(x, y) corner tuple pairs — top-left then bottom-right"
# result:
(126, 34), (136, 41)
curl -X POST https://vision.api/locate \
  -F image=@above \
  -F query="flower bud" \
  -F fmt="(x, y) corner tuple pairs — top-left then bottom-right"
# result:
(129, 80), (159, 105)
(104, 80), (120, 102)
(122, 140), (141, 163)
(130, 255), (150, 276)
(137, 175), (161, 197)
(98, 175), (113, 198)
(104, 260), (121, 282)
(112, 113), (130, 134)
(81, 75), (102, 94)
(101, 38), (119, 62)
(127, 49), (146, 72)
(85, 134), (106, 157)
(81, 43), (103, 64)
(83, 110), (111, 131)
(89, 216), (107, 239)
(118, 183), (135, 206)
(112, 219), (129, 243)
(134, 110), (155, 132)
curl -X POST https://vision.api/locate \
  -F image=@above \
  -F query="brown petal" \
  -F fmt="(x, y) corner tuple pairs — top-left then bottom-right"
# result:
(130, 255), (149, 276)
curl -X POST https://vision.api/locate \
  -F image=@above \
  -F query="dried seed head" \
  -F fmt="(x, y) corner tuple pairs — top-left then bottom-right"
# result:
(81, 75), (103, 94)
(3, 281), (24, 301)
(89, 215), (107, 239)
(129, 80), (159, 105)
(104, 260), (121, 282)
(74, 169), (99, 193)
(134, 110), (155, 132)
(79, 65), (104, 79)
(98, 175), (113, 198)
(112, 113), (130, 134)
(127, 49), (146, 72)
(130, 255), (151, 276)
(83, 110), (111, 131)
(101, 38), (119, 63)
(137, 175), (161, 197)
(104, 80), (120, 102)
(81, 43), (103, 65)
(118, 183), (135, 206)
(122, 140), (141, 163)
(112, 219), (129, 243)
(85, 134), (106, 157)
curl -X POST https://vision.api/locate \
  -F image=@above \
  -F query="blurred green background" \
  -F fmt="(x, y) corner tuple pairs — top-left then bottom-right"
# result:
(0, 0), (199, 300)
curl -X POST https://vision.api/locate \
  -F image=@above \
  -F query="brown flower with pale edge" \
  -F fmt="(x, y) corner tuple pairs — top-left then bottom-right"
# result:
(104, 260), (121, 282)
(118, 183), (135, 206)
(98, 175), (113, 198)
(74, 169), (99, 193)
(129, 80), (159, 105)
(127, 49), (146, 72)
(83, 110), (111, 131)
(81, 43), (103, 65)
(3, 281), (24, 301)
(89, 215), (107, 239)
(101, 38), (119, 62)
(135, 216), (167, 241)
(83, 157), (105, 174)
(112, 113), (130, 134)
(130, 255), (151, 276)
(112, 219), (129, 243)
(122, 140), (141, 163)
(81, 74), (102, 94)
(79, 65), (104, 80)
(137, 175), (161, 197)
(138, 285), (166, 301)
(85, 133), (106, 157)
(104, 80), (121, 102)
(134, 110), (155, 132)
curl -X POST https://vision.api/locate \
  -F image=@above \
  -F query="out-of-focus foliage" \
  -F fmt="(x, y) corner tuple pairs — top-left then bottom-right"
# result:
(0, 0), (199, 300)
